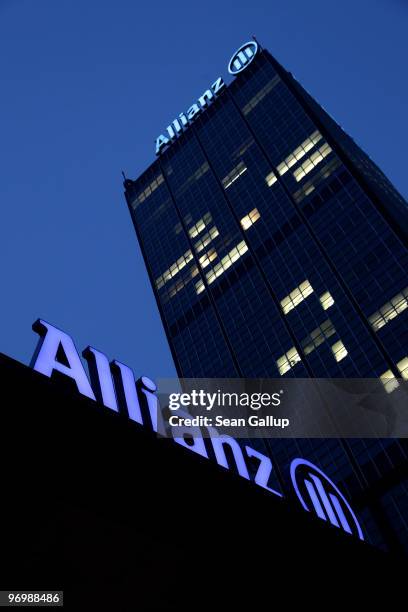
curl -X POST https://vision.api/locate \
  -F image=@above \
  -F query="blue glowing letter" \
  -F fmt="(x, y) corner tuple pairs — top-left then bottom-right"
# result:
(172, 409), (208, 459)
(112, 360), (143, 424)
(245, 446), (282, 497)
(138, 376), (166, 435)
(31, 319), (95, 400)
(207, 428), (250, 480)
(83, 346), (118, 411)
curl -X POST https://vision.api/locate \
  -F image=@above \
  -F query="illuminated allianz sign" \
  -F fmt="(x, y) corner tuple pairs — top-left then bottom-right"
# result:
(30, 318), (364, 542)
(155, 78), (225, 156)
(290, 459), (364, 540)
(228, 40), (258, 75)
(155, 40), (258, 156)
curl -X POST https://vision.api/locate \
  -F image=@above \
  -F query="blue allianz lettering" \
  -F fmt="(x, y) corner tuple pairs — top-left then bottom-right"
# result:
(30, 318), (364, 541)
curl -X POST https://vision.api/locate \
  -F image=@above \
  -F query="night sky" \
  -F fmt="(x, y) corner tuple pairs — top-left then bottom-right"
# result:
(1, 0), (407, 378)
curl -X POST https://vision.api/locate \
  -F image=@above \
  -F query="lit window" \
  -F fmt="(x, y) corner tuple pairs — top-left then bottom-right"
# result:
(292, 158), (341, 204)
(331, 341), (348, 362)
(191, 220), (205, 237)
(293, 143), (332, 182)
(368, 312), (384, 331)
(165, 266), (199, 300)
(320, 291), (334, 310)
(240, 208), (261, 231)
(265, 171), (277, 187)
(277, 131), (322, 176)
(281, 280), (314, 314)
(397, 356), (408, 380)
(188, 213), (212, 238)
(277, 347), (301, 376)
(135, 174), (164, 205)
(222, 162), (247, 189)
(301, 320), (335, 355)
(380, 370), (399, 394)
(368, 287), (408, 331)
(198, 248), (217, 269)
(195, 280), (205, 295)
(194, 226), (219, 253)
(155, 250), (193, 289)
(206, 241), (248, 285)
(168, 279), (185, 298)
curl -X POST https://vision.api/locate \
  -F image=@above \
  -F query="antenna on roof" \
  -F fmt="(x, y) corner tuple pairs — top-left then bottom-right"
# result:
(252, 34), (262, 50)
(122, 170), (132, 188)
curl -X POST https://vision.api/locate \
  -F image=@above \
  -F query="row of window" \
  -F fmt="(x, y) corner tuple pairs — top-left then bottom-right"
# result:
(276, 319), (347, 375)
(265, 171), (277, 187)
(166, 266), (200, 300)
(194, 226), (219, 253)
(280, 280), (313, 314)
(293, 142), (332, 182)
(195, 240), (250, 294)
(280, 279), (334, 315)
(198, 247), (217, 269)
(195, 278), (205, 295)
(320, 291), (335, 310)
(157, 223), (219, 298)
(218, 130), (331, 198)
(155, 249), (193, 289)
(276, 130), (322, 176)
(188, 212), (212, 238)
(157, 203), (257, 298)
(331, 340), (349, 363)
(293, 158), (342, 204)
(240, 208), (261, 231)
(154, 164), (353, 302)
(135, 173), (164, 206)
(368, 287), (408, 332)
(301, 319), (336, 355)
(277, 346), (301, 375)
(222, 161), (247, 190)
(205, 240), (248, 285)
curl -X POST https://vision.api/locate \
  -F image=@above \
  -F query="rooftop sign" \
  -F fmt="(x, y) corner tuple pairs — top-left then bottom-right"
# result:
(155, 40), (259, 156)
(29, 318), (365, 543)
(228, 40), (258, 75)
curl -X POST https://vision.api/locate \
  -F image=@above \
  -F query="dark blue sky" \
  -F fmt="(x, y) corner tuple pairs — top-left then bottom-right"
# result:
(1, 0), (407, 378)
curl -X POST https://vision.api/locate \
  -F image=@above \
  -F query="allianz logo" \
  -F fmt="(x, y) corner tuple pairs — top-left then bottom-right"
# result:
(30, 318), (365, 544)
(291, 459), (364, 540)
(228, 40), (258, 75)
(155, 40), (259, 155)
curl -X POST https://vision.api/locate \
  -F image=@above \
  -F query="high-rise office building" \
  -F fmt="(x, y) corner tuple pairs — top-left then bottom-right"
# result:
(124, 41), (408, 554)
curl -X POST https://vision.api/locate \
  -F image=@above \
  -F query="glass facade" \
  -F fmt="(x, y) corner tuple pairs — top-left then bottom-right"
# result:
(124, 48), (408, 554)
